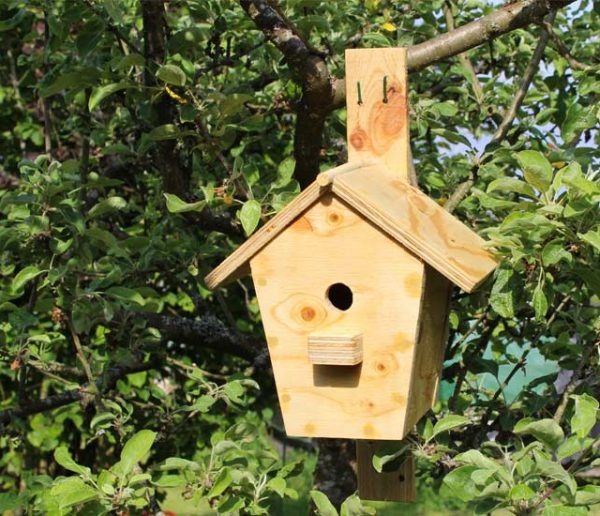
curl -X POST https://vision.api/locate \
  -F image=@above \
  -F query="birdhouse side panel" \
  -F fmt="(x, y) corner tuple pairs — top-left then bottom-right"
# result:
(250, 194), (426, 440)
(404, 266), (452, 432)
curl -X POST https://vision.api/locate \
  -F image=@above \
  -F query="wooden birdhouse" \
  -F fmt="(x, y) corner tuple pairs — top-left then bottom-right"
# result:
(205, 49), (497, 443)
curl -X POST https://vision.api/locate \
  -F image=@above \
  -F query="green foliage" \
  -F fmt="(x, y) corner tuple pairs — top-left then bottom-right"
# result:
(0, 0), (598, 514)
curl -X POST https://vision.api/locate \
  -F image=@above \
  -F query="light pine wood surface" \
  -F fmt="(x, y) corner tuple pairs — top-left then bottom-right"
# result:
(356, 442), (416, 502)
(346, 48), (410, 179)
(251, 194), (425, 440)
(332, 165), (497, 292)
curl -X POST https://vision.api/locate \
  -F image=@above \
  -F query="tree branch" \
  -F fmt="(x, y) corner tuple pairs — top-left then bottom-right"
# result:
(247, 0), (576, 187)
(239, 0), (335, 188)
(443, 1), (485, 106)
(444, 9), (556, 213)
(540, 20), (593, 72)
(141, 312), (264, 365)
(0, 358), (162, 426)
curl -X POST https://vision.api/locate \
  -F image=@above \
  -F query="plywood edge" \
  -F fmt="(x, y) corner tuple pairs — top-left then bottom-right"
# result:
(331, 173), (498, 292)
(403, 266), (453, 434)
(308, 333), (363, 366)
(204, 161), (379, 289)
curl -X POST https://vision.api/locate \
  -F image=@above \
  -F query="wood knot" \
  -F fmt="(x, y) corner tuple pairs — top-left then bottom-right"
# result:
(349, 128), (368, 150)
(300, 306), (316, 321)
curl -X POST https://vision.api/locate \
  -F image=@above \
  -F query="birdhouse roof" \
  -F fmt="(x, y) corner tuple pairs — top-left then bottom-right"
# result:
(204, 160), (497, 292)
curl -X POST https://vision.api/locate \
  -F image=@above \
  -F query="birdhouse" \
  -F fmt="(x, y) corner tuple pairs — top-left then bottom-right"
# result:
(204, 49), (498, 443)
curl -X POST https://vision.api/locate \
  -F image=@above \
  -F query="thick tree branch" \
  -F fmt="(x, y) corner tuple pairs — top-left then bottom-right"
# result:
(141, 0), (188, 194)
(239, 0), (335, 188)
(141, 313), (263, 365)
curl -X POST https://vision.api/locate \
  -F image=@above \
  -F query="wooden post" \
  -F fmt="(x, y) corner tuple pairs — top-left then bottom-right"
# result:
(346, 47), (417, 503)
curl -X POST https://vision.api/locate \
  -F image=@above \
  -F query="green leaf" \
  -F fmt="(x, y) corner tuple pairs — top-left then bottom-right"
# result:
(156, 64), (186, 86)
(487, 177), (537, 198)
(514, 418), (564, 450)
(239, 199), (261, 236)
(148, 124), (180, 141)
(54, 447), (92, 477)
(542, 241), (572, 267)
(510, 483), (536, 501)
(51, 477), (98, 509)
(516, 150), (553, 192)
(39, 69), (99, 97)
(88, 196), (127, 218)
(112, 429), (156, 477)
(340, 494), (376, 516)
(208, 467), (232, 497)
(570, 394), (599, 439)
(431, 415), (469, 439)
(310, 490), (339, 516)
(533, 450), (577, 496)
(113, 53), (145, 71)
(543, 505), (588, 516)
(490, 267), (516, 318)
(159, 457), (201, 471)
(561, 103), (597, 144)
(12, 265), (43, 293)
(532, 284), (548, 320)
(106, 286), (145, 306)
(579, 230), (600, 253)
(557, 435), (592, 461)
(163, 193), (206, 213)
(372, 442), (410, 473)
(574, 485), (600, 506)
(442, 465), (480, 502)
(454, 450), (499, 471)
(89, 82), (131, 111)
(190, 395), (215, 413)
(266, 476), (286, 497)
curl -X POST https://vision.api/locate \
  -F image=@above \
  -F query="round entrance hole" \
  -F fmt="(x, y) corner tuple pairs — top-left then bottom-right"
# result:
(326, 283), (353, 311)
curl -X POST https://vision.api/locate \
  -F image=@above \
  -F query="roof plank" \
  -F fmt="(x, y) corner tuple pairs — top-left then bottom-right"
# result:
(331, 165), (497, 292)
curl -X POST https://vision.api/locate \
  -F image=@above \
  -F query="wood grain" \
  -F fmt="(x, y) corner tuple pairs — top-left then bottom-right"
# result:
(251, 194), (425, 439)
(332, 164), (497, 292)
(204, 160), (379, 289)
(308, 333), (363, 366)
(346, 48), (409, 180)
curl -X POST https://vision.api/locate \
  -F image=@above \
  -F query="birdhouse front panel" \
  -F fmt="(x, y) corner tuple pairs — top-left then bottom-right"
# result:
(250, 193), (426, 440)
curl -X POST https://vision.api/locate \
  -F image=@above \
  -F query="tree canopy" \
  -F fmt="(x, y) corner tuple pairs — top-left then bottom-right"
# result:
(0, 0), (599, 514)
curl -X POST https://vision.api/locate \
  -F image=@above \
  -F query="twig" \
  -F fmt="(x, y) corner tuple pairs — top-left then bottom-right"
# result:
(541, 21), (593, 71)
(492, 10), (556, 144)
(67, 320), (94, 385)
(42, 12), (53, 156)
(443, 1), (485, 106)
(0, 358), (162, 426)
(443, 10), (556, 212)
(553, 337), (599, 422)
(82, 0), (141, 55)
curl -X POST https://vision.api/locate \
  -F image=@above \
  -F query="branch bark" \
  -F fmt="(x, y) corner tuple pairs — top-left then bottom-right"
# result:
(239, 0), (335, 188)
(141, 312), (264, 365)
(141, 0), (188, 194)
